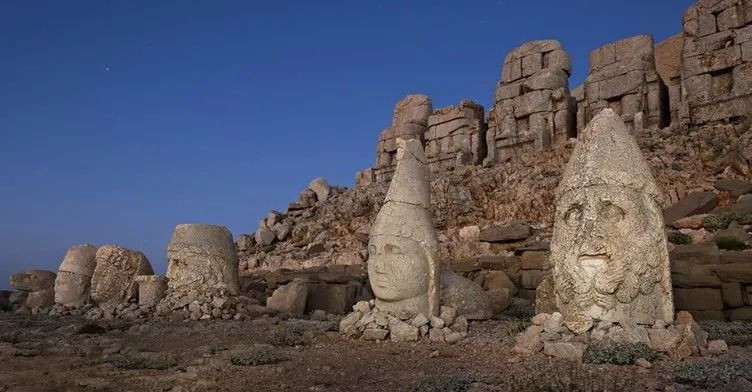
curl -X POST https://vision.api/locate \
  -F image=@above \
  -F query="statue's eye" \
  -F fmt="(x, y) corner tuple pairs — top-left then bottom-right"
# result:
(600, 202), (625, 222)
(563, 205), (582, 225)
(384, 244), (401, 254)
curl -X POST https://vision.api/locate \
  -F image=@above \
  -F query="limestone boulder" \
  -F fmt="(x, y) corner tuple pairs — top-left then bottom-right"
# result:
(90, 245), (153, 308)
(440, 269), (494, 320)
(167, 224), (239, 295)
(54, 244), (98, 306)
(266, 279), (308, 315)
(135, 275), (167, 307)
(308, 177), (331, 203)
(10, 269), (56, 292)
(478, 221), (532, 243)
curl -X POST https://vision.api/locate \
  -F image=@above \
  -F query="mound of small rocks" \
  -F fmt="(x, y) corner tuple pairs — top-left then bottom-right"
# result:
(514, 310), (728, 362)
(339, 300), (468, 343)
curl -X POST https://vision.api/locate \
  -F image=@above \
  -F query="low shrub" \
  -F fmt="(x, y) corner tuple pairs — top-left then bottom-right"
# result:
(703, 212), (752, 230)
(414, 373), (472, 392)
(230, 346), (286, 366)
(108, 355), (175, 370)
(715, 236), (747, 250)
(667, 231), (692, 245)
(699, 320), (752, 346)
(501, 305), (535, 322)
(675, 360), (752, 389)
(76, 323), (107, 335)
(268, 323), (306, 346)
(583, 343), (656, 365)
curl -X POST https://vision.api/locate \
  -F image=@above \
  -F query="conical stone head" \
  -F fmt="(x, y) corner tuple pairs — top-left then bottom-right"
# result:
(550, 109), (673, 334)
(368, 138), (440, 317)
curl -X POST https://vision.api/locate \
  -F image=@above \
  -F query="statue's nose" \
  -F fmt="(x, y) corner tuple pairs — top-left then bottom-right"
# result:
(579, 217), (607, 255)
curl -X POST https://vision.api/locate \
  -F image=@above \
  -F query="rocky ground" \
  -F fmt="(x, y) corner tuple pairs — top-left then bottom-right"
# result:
(2, 312), (752, 392)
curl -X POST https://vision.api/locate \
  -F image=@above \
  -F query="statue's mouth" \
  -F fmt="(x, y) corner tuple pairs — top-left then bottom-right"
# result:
(577, 254), (609, 276)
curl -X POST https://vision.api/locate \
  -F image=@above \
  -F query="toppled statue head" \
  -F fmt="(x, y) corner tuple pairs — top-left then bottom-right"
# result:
(551, 109), (673, 334)
(368, 138), (440, 317)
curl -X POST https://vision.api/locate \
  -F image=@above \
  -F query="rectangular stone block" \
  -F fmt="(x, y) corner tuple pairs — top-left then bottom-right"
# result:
(733, 63), (752, 96)
(597, 71), (644, 100)
(521, 269), (545, 289)
(742, 40), (752, 62)
(502, 59), (522, 83)
(687, 310), (726, 321)
(521, 53), (543, 77)
(682, 45), (741, 76)
(496, 83), (521, 101)
(673, 288), (724, 310)
(717, 5), (744, 31)
(544, 49), (572, 74)
(512, 90), (553, 118)
(671, 263), (722, 288)
(684, 73), (713, 104)
(614, 35), (654, 62)
(684, 30), (734, 57)
(622, 93), (642, 117)
(520, 251), (549, 270)
(728, 306), (752, 321)
(692, 95), (752, 123)
(698, 11), (717, 36)
(589, 44), (616, 69)
(722, 282), (745, 307)
(714, 262), (752, 283)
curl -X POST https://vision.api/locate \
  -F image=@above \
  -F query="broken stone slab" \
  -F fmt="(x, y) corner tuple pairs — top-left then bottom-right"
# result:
(135, 275), (167, 307)
(167, 224), (240, 295)
(543, 341), (586, 362)
(663, 192), (719, 225)
(266, 279), (308, 315)
(478, 222), (532, 243)
(255, 227), (277, 246)
(308, 177), (331, 203)
(715, 178), (752, 197)
(90, 245), (154, 308)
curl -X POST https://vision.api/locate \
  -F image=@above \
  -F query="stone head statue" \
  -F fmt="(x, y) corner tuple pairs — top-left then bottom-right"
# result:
(368, 138), (440, 317)
(551, 109), (673, 334)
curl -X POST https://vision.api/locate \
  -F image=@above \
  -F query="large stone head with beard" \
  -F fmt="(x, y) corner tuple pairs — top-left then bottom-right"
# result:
(551, 109), (674, 334)
(368, 138), (440, 317)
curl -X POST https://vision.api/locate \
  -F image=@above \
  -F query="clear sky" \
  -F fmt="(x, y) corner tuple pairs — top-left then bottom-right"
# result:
(0, 0), (695, 289)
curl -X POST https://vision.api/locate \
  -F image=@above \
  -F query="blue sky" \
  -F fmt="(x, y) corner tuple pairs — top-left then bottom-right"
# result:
(0, 0), (695, 289)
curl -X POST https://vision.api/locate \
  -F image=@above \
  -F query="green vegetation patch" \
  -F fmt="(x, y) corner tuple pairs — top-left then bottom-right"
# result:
(583, 343), (656, 365)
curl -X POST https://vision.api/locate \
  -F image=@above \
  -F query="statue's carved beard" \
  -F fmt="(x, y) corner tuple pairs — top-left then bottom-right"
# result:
(555, 254), (627, 312)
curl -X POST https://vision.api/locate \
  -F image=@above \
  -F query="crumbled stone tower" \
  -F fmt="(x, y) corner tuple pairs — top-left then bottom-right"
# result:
(424, 100), (487, 173)
(372, 95), (433, 183)
(486, 40), (575, 165)
(681, 0), (752, 124)
(583, 35), (670, 130)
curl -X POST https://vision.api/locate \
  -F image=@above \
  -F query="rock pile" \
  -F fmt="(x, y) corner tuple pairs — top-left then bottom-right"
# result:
(514, 311), (727, 362)
(340, 300), (469, 344)
(424, 100), (487, 172)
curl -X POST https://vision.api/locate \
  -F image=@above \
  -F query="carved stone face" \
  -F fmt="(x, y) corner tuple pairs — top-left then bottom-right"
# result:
(552, 184), (665, 332)
(368, 235), (429, 302)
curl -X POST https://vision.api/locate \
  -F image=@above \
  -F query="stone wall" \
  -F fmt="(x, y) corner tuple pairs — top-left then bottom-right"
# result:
(583, 35), (670, 131)
(681, 0), (752, 125)
(424, 100), (487, 173)
(485, 40), (575, 165)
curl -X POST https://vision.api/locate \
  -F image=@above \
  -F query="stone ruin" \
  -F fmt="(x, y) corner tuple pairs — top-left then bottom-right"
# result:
(681, 0), (752, 125)
(485, 40), (575, 164)
(10, 269), (56, 309)
(424, 100), (486, 172)
(581, 35), (670, 131)
(90, 245), (154, 310)
(369, 94), (432, 183)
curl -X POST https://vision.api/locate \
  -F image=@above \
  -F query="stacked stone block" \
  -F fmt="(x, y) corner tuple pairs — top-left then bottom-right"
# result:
(373, 94), (432, 182)
(424, 100), (487, 173)
(486, 40), (575, 166)
(584, 35), (669, 130)
(681, 0), (752, 125)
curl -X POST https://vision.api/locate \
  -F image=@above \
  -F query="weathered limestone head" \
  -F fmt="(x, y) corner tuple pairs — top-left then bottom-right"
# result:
(10, 269), (56, 292)
(167, 224), (239, 295)
(551, 109), (673, 334)
(54, 244), (97, 306)
(368, 138), (440, 317)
